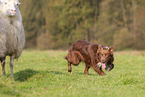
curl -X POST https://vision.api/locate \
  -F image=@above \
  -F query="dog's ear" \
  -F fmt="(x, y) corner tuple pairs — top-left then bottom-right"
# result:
(109, 46), (114, 55)
(99, 45), (102, 50)
(97, 45), (102, 53)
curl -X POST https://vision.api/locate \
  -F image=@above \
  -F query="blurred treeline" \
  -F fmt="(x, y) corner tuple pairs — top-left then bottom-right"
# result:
(19, 0), (145, 50)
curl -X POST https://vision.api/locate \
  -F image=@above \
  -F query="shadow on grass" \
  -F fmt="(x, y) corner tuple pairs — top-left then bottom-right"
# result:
(13, 68), (93, 82)
(14, 69), (39, 82)
(14, 69), (66, 82)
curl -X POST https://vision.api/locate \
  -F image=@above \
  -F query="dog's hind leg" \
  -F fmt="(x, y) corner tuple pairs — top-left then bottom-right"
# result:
(73, 51), (85, 62)
(65, 52), (73, 73)
(68, 62), (72, 73)
(66, 51), (84, 73)
(69, 51), (80, 65)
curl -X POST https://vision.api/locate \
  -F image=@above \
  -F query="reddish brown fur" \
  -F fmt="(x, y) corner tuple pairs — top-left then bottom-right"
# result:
(65, 40), (114, 76)
(97, 45), (114, 65)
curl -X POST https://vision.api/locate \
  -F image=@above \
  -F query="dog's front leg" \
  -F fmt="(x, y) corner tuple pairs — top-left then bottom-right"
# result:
(93, 66), (106, 76)
(84, 63), (91, 75)
(91, 61), (106, 76)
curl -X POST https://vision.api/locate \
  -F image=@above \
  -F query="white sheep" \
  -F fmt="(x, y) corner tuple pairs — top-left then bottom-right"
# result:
(0, 0), (25, 77)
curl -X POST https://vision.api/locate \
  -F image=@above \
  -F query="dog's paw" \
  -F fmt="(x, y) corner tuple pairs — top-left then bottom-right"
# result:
(96, 62), (102, 69)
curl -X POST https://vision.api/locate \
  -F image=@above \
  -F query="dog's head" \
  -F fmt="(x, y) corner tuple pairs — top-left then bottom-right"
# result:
(97, 45), (114, 71)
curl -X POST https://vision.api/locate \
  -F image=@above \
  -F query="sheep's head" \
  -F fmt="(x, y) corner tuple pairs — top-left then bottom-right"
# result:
(0, 0), (21, 17)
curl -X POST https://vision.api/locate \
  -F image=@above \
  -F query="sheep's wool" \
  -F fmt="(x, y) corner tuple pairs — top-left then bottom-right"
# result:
(0, 0), (25, 58)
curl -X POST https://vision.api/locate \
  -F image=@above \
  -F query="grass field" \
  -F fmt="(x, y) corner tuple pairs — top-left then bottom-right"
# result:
(0, 50), (145, 97)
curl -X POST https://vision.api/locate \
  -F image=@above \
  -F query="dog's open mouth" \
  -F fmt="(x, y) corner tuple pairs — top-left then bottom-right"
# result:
(96, 62), (106, 69)
(97, 62), (114, 71)
(101, 63), (106, 69)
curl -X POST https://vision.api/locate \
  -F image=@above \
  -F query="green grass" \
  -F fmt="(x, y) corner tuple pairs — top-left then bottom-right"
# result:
(0, 50), (145, 97)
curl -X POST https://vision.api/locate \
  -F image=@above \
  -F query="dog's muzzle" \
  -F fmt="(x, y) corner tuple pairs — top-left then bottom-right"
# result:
(96, 62), (114, 71)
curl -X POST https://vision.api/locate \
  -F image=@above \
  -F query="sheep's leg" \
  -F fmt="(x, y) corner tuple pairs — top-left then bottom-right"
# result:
(10, 55), (15, 77)
(1, 57), (6, 75)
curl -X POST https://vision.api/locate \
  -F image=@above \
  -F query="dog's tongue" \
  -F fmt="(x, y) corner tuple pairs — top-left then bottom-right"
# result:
(102, 63), (106, 69)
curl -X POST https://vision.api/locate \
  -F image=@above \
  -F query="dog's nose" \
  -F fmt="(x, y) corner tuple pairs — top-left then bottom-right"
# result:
(101, 59), (106, 63)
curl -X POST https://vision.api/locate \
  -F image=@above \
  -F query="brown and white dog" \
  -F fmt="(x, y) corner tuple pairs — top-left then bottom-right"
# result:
(65, 40), (114, 76)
